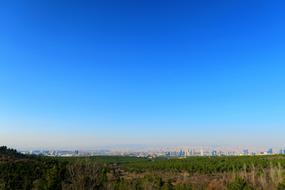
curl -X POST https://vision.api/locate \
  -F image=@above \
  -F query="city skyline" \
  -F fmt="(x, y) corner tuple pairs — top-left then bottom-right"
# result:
(18, 145), (285, 158)
(1, 0), (285, 149)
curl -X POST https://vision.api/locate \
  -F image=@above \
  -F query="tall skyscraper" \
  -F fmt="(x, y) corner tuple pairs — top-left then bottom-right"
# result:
(267, 148), (273, 155)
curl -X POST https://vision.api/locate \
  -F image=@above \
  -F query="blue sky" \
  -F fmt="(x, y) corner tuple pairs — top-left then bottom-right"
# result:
(1, 0), (285, 149)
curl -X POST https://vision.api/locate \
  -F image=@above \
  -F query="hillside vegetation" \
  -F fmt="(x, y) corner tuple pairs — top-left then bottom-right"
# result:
(1, 146), (285, 190)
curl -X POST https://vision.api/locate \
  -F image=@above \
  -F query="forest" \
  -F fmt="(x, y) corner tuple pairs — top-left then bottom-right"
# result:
(1, 146), (285, 190)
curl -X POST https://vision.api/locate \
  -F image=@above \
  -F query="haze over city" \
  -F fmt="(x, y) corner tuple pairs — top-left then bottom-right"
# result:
(1, 0), (285, 150)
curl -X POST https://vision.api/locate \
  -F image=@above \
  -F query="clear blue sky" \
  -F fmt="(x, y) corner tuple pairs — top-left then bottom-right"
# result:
(1, 0), (285, 149)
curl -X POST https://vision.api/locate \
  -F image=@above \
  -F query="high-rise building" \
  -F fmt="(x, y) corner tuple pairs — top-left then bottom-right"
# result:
(185, 149), (190, 157)
(189, 149), (193, 156)
(178, 149), (185, 157)
(200, 149), (204, 156)
(267, 148), (273, 155)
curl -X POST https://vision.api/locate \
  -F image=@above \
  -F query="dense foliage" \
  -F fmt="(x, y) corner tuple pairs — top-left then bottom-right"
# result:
(2, 146), (285, 189)
(125, 156), (285, 173)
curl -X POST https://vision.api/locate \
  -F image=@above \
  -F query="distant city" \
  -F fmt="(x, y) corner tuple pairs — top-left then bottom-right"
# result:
(20, 147), (285, 158)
